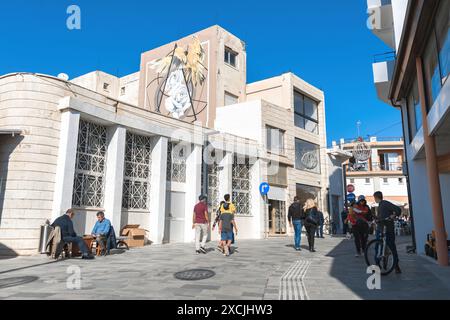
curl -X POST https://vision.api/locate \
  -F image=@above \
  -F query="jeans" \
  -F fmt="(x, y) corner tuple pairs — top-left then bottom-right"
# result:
(316, 223), (324, 237)
(195, 223), (208, 251)
(352, 223), (369, 254)
(385, 231), (399, 266)
(64, 236), (89, 256)
(305, 223), (317, 250)
(292, 220), (303, 249)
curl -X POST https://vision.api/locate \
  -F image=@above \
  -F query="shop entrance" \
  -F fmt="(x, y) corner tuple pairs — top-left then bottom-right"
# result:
(268, 200), (287, 235)
(163, 191), (185, 243)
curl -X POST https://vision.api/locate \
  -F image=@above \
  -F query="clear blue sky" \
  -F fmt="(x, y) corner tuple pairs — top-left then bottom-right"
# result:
(0, 0), (402, 145)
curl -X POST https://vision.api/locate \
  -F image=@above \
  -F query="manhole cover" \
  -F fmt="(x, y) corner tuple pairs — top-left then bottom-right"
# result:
(174, 269), (215, 281)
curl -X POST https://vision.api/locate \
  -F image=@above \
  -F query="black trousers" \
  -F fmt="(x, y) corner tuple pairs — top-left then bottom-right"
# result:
(305, 223), (317, 250)
(352, 223), (369, 254)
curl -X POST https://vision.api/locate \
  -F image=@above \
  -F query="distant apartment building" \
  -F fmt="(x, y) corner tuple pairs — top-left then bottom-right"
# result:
(337, 137), (409, 212)
(367, 0), (449, 265)
(0, 25), (330, 255)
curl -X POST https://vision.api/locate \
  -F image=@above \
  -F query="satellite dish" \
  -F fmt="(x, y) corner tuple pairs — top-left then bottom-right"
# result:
(57, 73), (69, 81)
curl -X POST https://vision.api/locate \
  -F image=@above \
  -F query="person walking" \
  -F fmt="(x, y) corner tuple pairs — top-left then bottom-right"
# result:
(304, 199), (319, 252)
(288, 197), (305, 251)
(212, 200), (225, 253)
(315, 209), (325, 238)
(373, 191), (402, 274)
(218, 194), (238, 257)
(192, 195), (209, 254)
(341, 207), (349, 235)
(347, 198), (370, 257)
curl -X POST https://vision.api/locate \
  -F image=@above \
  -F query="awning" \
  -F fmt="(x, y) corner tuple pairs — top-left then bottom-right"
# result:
(0, 130), (22, 137)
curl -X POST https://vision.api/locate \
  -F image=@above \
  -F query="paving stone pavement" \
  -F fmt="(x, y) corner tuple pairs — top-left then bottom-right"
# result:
(1, 235), (449, 300)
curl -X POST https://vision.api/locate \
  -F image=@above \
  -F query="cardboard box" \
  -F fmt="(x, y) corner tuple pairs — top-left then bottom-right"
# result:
(120, 224), (147, 248)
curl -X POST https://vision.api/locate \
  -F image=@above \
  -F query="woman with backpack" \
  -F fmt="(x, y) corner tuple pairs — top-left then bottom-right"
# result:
(303, 199), (320, 253)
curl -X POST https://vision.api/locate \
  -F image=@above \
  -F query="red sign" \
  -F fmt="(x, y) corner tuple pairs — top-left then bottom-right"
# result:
(347, 184), (355, 193)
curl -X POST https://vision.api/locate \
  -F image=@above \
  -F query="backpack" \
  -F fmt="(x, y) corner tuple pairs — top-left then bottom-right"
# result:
(222, 202), (230, 211)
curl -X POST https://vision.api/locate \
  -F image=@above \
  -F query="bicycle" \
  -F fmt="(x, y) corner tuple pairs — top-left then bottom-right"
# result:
(364, 217), (398, 276)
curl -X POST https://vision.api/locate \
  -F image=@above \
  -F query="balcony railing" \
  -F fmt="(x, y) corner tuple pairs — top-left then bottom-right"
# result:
(347, 162), (403, 172)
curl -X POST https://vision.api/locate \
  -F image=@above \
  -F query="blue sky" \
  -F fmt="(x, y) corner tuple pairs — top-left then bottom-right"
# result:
(0, 0), (402, 145)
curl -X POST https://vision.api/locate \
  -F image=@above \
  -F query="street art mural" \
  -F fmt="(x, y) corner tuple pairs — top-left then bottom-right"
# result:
(144, 37), (208, 122)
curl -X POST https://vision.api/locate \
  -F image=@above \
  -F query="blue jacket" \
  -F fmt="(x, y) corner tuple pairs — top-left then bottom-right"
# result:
(92, 219), (111, 235)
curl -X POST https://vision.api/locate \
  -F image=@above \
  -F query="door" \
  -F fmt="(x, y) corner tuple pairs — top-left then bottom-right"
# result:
(163, 191), (185, 243)
(268, 200), (287, 235)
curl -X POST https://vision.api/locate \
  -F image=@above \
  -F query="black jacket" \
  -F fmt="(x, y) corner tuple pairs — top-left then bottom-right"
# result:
(51, 215), (77, 240)
(288, 202), (305, 222)
(305, 207), (320, 226)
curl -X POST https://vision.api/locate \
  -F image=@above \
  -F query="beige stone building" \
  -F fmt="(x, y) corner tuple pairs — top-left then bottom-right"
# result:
(0, 25), (329, 255)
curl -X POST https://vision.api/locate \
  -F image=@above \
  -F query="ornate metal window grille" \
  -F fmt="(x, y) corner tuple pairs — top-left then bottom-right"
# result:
(122, 133), (152, 210)
(232, 156), (252, 215)
(208, 162), (220, 211)
(72, 120), (108, 208)
(167, 142), (186, 183)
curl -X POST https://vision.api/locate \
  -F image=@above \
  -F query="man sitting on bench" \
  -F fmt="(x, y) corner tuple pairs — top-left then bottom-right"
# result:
(91, 211), (111, 254)
(52, 209), (95, 260)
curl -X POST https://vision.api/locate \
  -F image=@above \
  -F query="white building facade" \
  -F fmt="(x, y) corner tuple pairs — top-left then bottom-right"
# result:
(367, 0), (450, 265)
(0, 26), (329, 255)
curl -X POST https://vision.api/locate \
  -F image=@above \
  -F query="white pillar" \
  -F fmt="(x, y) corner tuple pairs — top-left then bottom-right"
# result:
(250, 158), (264, 239)
(219, 152), (233, 199)
(104, 126), (127, 232)
(149, 136), (168, 245)
(184, 144), (202, 243)
(52, 110), (80, 221)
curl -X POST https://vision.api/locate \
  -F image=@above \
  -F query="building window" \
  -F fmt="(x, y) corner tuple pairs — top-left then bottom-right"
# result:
(349, 178), (355, 184)
(232, 156), (252, 215)
(121, 86), (126, 95)
(122, 133), (152, 210)
(103, 83), (110, 91)
(294, 90), (319, 134)
(407, 79), (422, 142)
(72, 120), (108, 208)
(224, 91), (239, 106)
(167, 142), (186, 183)
(423, 0), (450, 107)
(295, 138), (321, 174)
(208, 161), (220, 211)
(296, 184), (321, 209)
(380, 153), (400, 171)
(398, 177), (404, 184)
(383, 178), (389, 184)
(224, 47), (238, 67)
(266, 125), (285, 154)
(365, 178), (371, 184)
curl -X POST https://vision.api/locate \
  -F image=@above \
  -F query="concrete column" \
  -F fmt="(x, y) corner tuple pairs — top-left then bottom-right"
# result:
(250, 158), (265, 239)
(104, 126), (127, 232)
(52, 110), (80, 221)
(416, 57), (448, 266)
(149, 136), (168, 245)
(219, 152), (233, 199)
(184, 144), (202, 242)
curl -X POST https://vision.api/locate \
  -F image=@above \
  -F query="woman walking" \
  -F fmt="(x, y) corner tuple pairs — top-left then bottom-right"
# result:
(347, 196), (371, 257)
(303, 199), (320, 252)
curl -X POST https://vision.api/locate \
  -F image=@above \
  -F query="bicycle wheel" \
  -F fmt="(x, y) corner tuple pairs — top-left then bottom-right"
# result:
(116, 241), (129, 250)
(365, 239), (396, 275)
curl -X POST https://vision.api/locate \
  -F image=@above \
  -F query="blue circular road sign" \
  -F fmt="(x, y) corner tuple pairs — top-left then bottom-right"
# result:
(259, 183), (270, 196)
(347, 193), (356, 202)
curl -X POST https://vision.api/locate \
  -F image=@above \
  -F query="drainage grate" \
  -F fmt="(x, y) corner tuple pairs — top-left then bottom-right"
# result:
(174, 269), (215, 281)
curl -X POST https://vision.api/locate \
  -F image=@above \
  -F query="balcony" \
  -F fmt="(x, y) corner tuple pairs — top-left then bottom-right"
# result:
(367, 0), (395, 48)
(347, 162), (404, 173)
(373, 51), (396, 104)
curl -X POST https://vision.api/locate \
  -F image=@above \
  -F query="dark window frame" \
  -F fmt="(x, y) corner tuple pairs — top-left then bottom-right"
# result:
(224, 47), (238, 68)
(293, 89), (319, 134)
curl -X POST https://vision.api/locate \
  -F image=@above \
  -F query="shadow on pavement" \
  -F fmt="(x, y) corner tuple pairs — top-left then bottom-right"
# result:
(0, 276), (39, 289)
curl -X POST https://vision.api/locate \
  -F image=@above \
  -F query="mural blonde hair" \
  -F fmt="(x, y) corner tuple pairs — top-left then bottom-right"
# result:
(303, 199), (317, 211)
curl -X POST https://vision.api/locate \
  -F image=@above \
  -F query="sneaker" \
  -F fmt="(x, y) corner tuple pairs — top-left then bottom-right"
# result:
(310, 249), (316, 253)
(196, 250), (201, 254)
(395, 266), (402, 274)
(224, 246), (229, 256)
(200, 247), (207, 254)
(295, 247), (301, 251)
(82, 254), (95, 260)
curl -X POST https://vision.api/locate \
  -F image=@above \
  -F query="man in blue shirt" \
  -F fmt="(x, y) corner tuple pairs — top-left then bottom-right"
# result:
(91, 211), (111, 253)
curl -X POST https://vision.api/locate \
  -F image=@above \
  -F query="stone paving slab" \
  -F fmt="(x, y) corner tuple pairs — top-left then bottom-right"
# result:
(1, 235), (450, 300)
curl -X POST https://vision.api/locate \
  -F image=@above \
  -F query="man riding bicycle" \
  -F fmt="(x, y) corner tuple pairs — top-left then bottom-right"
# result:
(373, 191), (402, 274)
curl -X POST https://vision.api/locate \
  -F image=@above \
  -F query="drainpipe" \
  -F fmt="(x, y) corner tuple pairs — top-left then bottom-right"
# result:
(391, 98), (417, 253)
(416, 57), (448, 266)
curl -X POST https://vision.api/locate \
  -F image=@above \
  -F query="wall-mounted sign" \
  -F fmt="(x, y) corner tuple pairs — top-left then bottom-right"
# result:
(259, 183), (270, 196)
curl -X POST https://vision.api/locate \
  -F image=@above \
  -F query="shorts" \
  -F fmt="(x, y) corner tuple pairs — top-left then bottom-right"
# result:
(221, 231), (234, 241)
